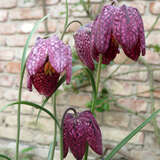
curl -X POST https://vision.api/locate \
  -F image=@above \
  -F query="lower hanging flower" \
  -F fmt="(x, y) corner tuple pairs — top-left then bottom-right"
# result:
(62, 109), (103, 160)
(26, 35), (72, 97)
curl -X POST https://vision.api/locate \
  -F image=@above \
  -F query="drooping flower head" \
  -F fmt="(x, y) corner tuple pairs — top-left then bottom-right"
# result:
(91, 4), (145, 62)
(63, 110), (103, 160)
(74, 4), (146, 69)
(74, 23), (95, 70)
(26, 35), (72, 97)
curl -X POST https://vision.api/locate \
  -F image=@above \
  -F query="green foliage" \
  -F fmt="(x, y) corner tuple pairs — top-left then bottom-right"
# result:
(86, 88), (114, 112)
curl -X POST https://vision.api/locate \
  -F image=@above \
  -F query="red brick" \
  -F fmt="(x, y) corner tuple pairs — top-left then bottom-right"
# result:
(18, 0), (35, 7)
(130, 150), (159, 160)
(101, 126), (144, 145)
(146, 31), (160, 46)
(0, 0), (17, 9)
(103, 65), (147, 82)
(38, 20), (57, 33)
(4, 89), (19, 101)
(0, 74), (13, 87)
(6, 62), (21, 74)
(0, 36), (6, 46)
(0, 10), (8, 22)
(117, 98), (147, 113)
(136, 83), (160, 98)
(143, 49), (160, 65)
(106, 80), (135, 96)
(0, 48), (14, 60)
(46, 0), (59, 5)
(142, 15), (156, 31)
(103, 112), (130, 128)
(150, 2), (160, 15)
(9, 8), (43, 20)
(0, 23), (16, 35)
(6, 35), (37, 47)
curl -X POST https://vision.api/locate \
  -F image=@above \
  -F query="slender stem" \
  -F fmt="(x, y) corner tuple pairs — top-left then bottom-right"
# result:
(61, 20), (82, 40)
(64, 0), (69, 29)
(140, 58), (160, 145)
(85, 54), (103, 160)
(146, 14), (160, 39)
(50, 93), (58, 160)
(42, 0), (49, 35)
(96, 54), (103, 94)
(16, 65), (26, 160)
(84, 144), (89, 160)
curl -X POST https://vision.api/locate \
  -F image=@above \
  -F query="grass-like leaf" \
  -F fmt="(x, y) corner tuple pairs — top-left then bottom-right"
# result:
(0, 155), (12, 160)
(105, 109), (160, 160)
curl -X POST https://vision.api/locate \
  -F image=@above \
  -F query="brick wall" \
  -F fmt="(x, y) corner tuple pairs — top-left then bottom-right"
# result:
(0, 0), (160, 160)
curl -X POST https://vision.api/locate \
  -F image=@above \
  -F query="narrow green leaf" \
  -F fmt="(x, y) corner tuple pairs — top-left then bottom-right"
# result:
(47, 143), (54, 160)
(2, 101), (60, 129)
(21, 147), (35, 154)
(0, 155), (12, 160)
(105, 109), (160, 160)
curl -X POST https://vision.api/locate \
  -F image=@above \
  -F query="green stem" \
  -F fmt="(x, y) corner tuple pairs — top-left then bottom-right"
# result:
(50, 93), (58, 160)
(61, 20), (82, 40)
(85, 54), (103, 160)
(16, 65), (26, 160)
(0, 155), (12, 160)
(64, 0), (69, 29)
(96, 54), (103, 93)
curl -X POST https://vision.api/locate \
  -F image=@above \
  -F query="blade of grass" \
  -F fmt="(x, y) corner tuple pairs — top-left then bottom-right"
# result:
(16, 14), (50, 160)
(0, 155), (12, 160)
(105, 109), (160, 160)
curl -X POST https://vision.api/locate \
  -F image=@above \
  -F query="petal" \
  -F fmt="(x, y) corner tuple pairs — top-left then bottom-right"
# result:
(27, 74), (32, 91)
(63, 113), (73, 158)
(74, 24), (95, 70)
(26, 37), (48, 75)
(112, 5), (145, 61)
(48, 35), (72, 74)
(66, 117), (87, 160)
(80, 111), (103, 155)
(91, 5), (115, 56)
(31, 66), (60, 97)
(66, 62), (72, 84)
(92, 35), (119, 64)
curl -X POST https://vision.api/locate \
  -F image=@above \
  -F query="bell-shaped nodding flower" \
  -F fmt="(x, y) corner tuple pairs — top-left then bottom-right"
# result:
(74, 5), (146, 69)
(91, 4), (146, 62)
(74, 23), (95, 70)
(26, 35), (72, 97)
(63, 110), (103, 160)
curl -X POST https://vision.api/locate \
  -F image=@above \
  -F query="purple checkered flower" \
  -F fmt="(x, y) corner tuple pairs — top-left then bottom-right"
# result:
(26, 35), (72, 97)
(91, 4), (146, 62)
(74, 23), (95, 70)
(63, 110), (103, 160)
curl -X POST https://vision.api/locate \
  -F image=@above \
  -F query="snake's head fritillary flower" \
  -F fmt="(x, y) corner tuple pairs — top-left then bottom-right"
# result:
(63, 110), (102, 160)
(91, 4), (145, 62)
(74, 23), (95, 70)
(26, 35), (72, 97)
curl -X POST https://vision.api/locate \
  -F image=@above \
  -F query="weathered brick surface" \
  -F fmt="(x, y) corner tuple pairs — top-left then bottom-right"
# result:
(150, 1), (160, 15)
(0, 10), (8, 22)
(9, 8), (43, 20)
(103, 112), (130, 128)
(101, 127), (144, 145)
(6, 61), (21, 73)
(0, 0), (159, 159)
(0, 0), (17, 9)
